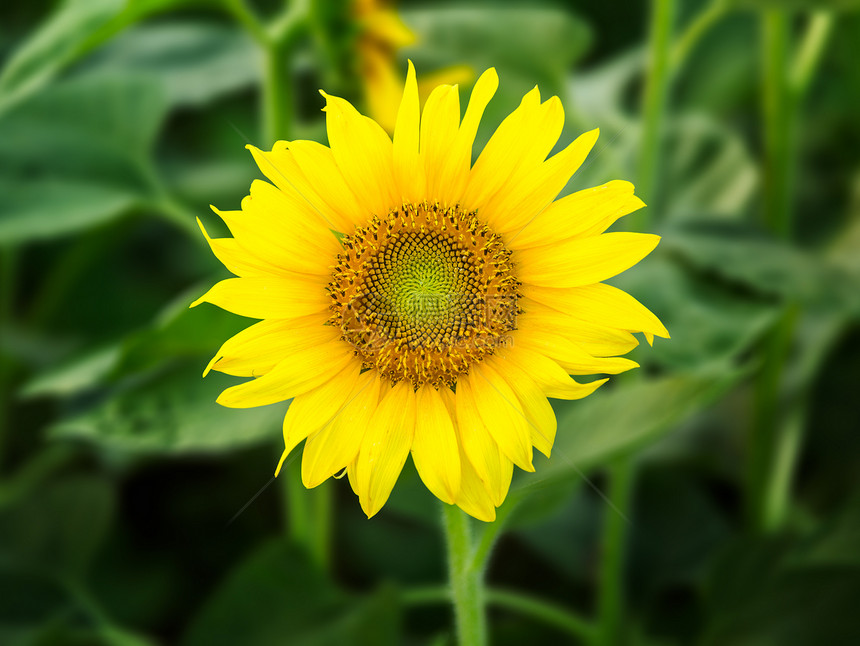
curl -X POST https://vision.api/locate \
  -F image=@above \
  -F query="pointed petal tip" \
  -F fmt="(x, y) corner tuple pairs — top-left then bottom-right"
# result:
(274, 450), (289, 477)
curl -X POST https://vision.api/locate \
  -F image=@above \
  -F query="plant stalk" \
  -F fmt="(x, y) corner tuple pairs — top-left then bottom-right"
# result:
(636, 0), (677, 227)
(443, 504), (487, 646)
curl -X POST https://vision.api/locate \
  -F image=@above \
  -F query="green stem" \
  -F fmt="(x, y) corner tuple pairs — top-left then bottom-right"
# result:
(670, 0), (729, 72)
(761, 10), (792, 238)
(487, 589), (596, 643)
(750, 11), (833, 535)
(636, 0), (676, 226)
(403, 585), (595, 642)
(596, 458), (635, 646)
(750, 306), (798, 532)
(222, 0), (270, 46)
(443, 504), (487, 646)
(262, 41), (294, 145)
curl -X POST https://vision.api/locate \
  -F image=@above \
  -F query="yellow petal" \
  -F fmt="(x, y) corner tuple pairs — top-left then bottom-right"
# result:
(216, 340), (356, 408)
(488, 356), (557, 458)
(516, 232), (660, 288)
(515, 327), (639, 376)
(507, 181), (645, 250)
(468, 362), (534, 472)
(197, 217), (282, 278)
(321, 91), (398, 216)
(411, 385), (461, 504)
(488, 128), (599, 236)
(452, 380), (507, 506)
(420, 84), (460, 202)
(464, 90), (564, 214)
(275, 360), (362, 473)
(356, 381), (417, 517)
(392, 60), (425, 203)
(190, 275), (329, 320)
(246, 142), (360, 233)
(454, 442), (497, 522)
(215, 180), (339, 277)
(205, 316), (339, 378)
(519, 303), (640, 357)
(435, 67), (498, 205)
(497, 345), (609, 401)
(301, 371), (382, 488)
(521, 282), (669, 342)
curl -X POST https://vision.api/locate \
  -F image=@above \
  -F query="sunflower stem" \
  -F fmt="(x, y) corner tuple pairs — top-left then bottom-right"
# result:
(595, 457), (634, 646)
(636, 0), (677, 226)
(443, 504), (487, 646)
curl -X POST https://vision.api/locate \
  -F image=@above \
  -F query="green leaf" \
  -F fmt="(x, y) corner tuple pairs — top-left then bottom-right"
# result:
(515, 371), (744, 493)
(664, 223), (860, 318)
(181, 541), (401, 646)
(665, 116), (758, 221)
(0, 179), (138, 245)
(48, 362), (285, 455)
(85, 23), (260, 108)
(0, 0), (187, 117)
(612, 254), (780, 371)
(19, 345), (121, 400)
(0, 0), (125, 116)
(0, 73), (169, 243)
(0, 73), (168, 180)
(112, 287), (248, 379)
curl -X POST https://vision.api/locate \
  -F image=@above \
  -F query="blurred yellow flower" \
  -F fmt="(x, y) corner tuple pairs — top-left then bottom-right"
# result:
(193, 64), (667, 521)
(355, 0), (472, 132)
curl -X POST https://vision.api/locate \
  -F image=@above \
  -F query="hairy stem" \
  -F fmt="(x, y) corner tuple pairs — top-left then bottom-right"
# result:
(443, 504), (487, 646)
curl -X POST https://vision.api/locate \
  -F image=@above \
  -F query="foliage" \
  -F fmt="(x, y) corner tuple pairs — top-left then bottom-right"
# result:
(1, 0), (859, 644)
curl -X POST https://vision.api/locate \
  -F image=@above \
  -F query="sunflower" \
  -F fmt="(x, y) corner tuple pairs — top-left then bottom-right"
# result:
(193, 63), (668, 521)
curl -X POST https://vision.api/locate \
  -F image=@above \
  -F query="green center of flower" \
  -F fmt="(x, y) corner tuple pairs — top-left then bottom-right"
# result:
(364, 231), (474, 344)
(327, 202), (521, 388)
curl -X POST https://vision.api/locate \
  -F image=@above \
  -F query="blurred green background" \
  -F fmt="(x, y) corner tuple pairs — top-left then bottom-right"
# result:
(2, 0), (860, 644)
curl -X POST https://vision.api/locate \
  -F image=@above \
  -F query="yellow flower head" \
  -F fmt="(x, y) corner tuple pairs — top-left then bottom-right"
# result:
(193, 63), (668, 521)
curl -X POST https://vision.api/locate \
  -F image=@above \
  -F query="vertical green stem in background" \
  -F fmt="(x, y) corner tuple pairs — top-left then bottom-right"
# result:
(309, 480), (333, 571)
(596, 457), (634, 646)
(670, 0), (728, 72)
(750, 12), (833, 534)
(749, 306), (798, 532)
(443, 504), (487, 646)
(283, 458), (310, 544)
(636, 0), (676, 228)
(761, 11), (792, 238)
(262, 40), (294, 145)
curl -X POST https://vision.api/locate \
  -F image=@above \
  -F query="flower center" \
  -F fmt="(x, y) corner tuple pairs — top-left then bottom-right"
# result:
(327, 202), (520, 388)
